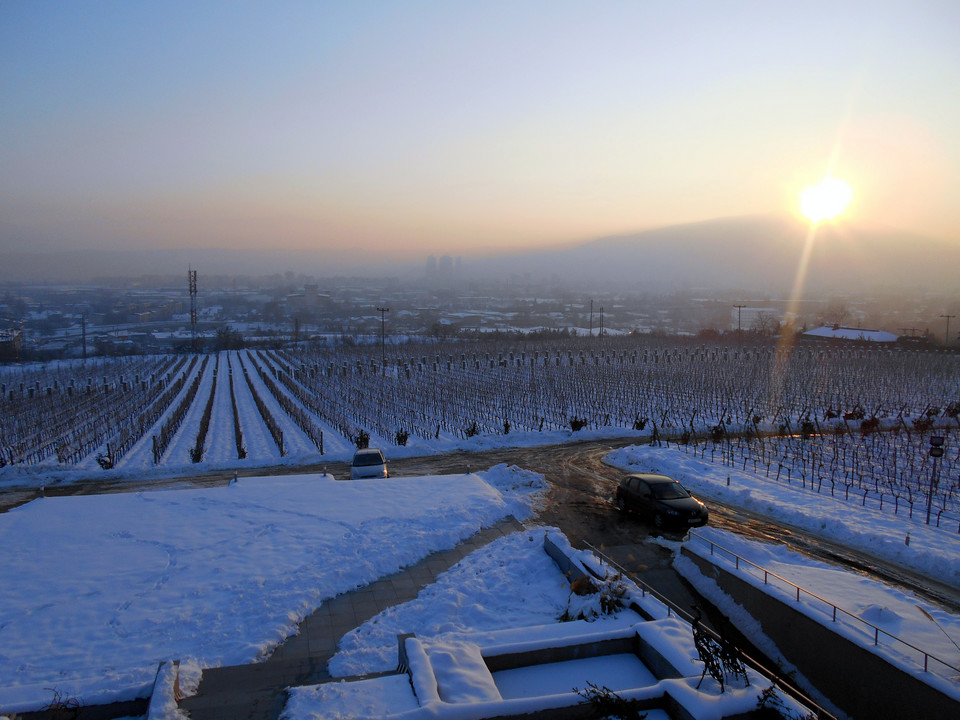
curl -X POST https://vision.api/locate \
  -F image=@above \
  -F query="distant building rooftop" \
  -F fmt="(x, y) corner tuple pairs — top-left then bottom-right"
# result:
(803, 325), (898, 343)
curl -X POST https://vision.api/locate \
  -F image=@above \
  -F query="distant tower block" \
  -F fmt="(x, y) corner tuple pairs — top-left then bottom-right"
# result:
(188, 267), (198, 351)
(438, 255), (453, 276)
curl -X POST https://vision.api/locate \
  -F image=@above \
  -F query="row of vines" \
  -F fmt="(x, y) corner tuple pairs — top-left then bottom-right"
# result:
(2, 339), (958, 525)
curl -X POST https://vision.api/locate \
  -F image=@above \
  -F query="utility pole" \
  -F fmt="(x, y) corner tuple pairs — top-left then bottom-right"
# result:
(188, 266), (198, 352)
(599, 306), (604, 338)
(940, 314), (956, 346)
(376, 306), (389, 374)
(926, 436), (945, 525)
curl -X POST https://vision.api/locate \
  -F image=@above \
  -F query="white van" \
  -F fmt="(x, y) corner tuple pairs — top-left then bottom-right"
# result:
(349, 448), (389, 479)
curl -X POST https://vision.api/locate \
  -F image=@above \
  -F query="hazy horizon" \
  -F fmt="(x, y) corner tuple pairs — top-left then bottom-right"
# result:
(2, 1), (959, 265)
(3, 213), (959, 298)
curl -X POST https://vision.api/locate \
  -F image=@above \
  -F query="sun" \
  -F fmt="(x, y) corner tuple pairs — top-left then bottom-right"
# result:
(800, 177), (853, 223)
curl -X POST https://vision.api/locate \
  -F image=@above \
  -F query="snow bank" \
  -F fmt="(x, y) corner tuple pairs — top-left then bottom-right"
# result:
(473, 464), (547, 520)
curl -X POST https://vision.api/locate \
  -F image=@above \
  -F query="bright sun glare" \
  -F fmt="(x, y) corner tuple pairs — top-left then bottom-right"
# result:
(800, 177), (853, 223)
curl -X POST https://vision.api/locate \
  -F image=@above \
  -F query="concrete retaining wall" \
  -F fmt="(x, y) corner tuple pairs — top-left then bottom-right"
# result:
(682, 547), (960, 720)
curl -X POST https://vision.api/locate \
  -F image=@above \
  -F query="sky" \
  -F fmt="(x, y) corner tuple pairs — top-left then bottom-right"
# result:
(2, 0), (959, 263)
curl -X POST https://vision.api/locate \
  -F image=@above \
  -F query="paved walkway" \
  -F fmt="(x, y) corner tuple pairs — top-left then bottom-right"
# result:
(179, 516), (526, 720)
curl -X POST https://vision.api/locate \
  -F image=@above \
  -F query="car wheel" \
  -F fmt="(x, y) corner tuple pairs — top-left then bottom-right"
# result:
(653, 513), (664, 529)
(616, 496), (626, 512)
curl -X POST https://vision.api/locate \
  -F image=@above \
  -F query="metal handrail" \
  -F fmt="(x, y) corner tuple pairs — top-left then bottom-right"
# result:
(581, 540), (837, 720)
(686, 531), (960, 679)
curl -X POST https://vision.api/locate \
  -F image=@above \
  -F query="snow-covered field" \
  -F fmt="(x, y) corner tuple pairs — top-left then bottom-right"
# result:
(0, 466), (543, 713)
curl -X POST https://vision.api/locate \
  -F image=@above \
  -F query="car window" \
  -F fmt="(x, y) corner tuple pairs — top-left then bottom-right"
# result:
(651, 483), (690, 500)
(353, 452), (384, 466)
(638, 481), (651, 497)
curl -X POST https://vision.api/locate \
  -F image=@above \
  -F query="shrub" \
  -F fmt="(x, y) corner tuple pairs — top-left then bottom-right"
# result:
(912, 416), (934, 433)
(710, 423), (726, 443)
(559, 574), (626, 621)
(861, 416), (881, 434)
(574, 682), (647, 719)
(569, 416), (588, 432)
(844, 406), (865, 421)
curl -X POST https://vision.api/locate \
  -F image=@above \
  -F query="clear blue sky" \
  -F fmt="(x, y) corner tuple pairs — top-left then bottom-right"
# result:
(2, 1), (958, 260)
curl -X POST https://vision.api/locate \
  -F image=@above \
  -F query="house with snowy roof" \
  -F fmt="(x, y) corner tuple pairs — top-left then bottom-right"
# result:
(802, 325), (898, 343)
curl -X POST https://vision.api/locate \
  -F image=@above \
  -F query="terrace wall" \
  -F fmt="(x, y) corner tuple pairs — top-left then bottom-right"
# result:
(681, 547), (960, 719)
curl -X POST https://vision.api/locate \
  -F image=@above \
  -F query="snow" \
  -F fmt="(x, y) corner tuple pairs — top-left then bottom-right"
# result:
(203, 352), (239, 463)
(154, 357), (215, 465)
(254, 350), (355, 457)
(327, 529), (632, 678)
(236, 351), (319, 459)
(803, 325), (898, 342)
(605, 443), (960, 589)
(492, 654), (656, 699)
(683, 526), (960, 697)
(286, 531), (806, 720)
(282, 675), (420, 720)
(0, 472), (516, 712)
(471, 464), (547, 521)
(673, 553), (850, 719)
(91, 359), (204, 470)
(0, 349), (651, 491)
(230, 351), (283, 462)
(428, 641), (501, 703)
(607, 444), (960, 704)
(2, 388), (954, 718)
(145, 661), (185, 720)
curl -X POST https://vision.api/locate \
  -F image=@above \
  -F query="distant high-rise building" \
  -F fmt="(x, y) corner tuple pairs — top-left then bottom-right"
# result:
(438, 255), (453, 276)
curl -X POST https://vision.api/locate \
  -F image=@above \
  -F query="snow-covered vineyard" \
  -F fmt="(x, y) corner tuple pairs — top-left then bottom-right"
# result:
(2, 339), (959, 509)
